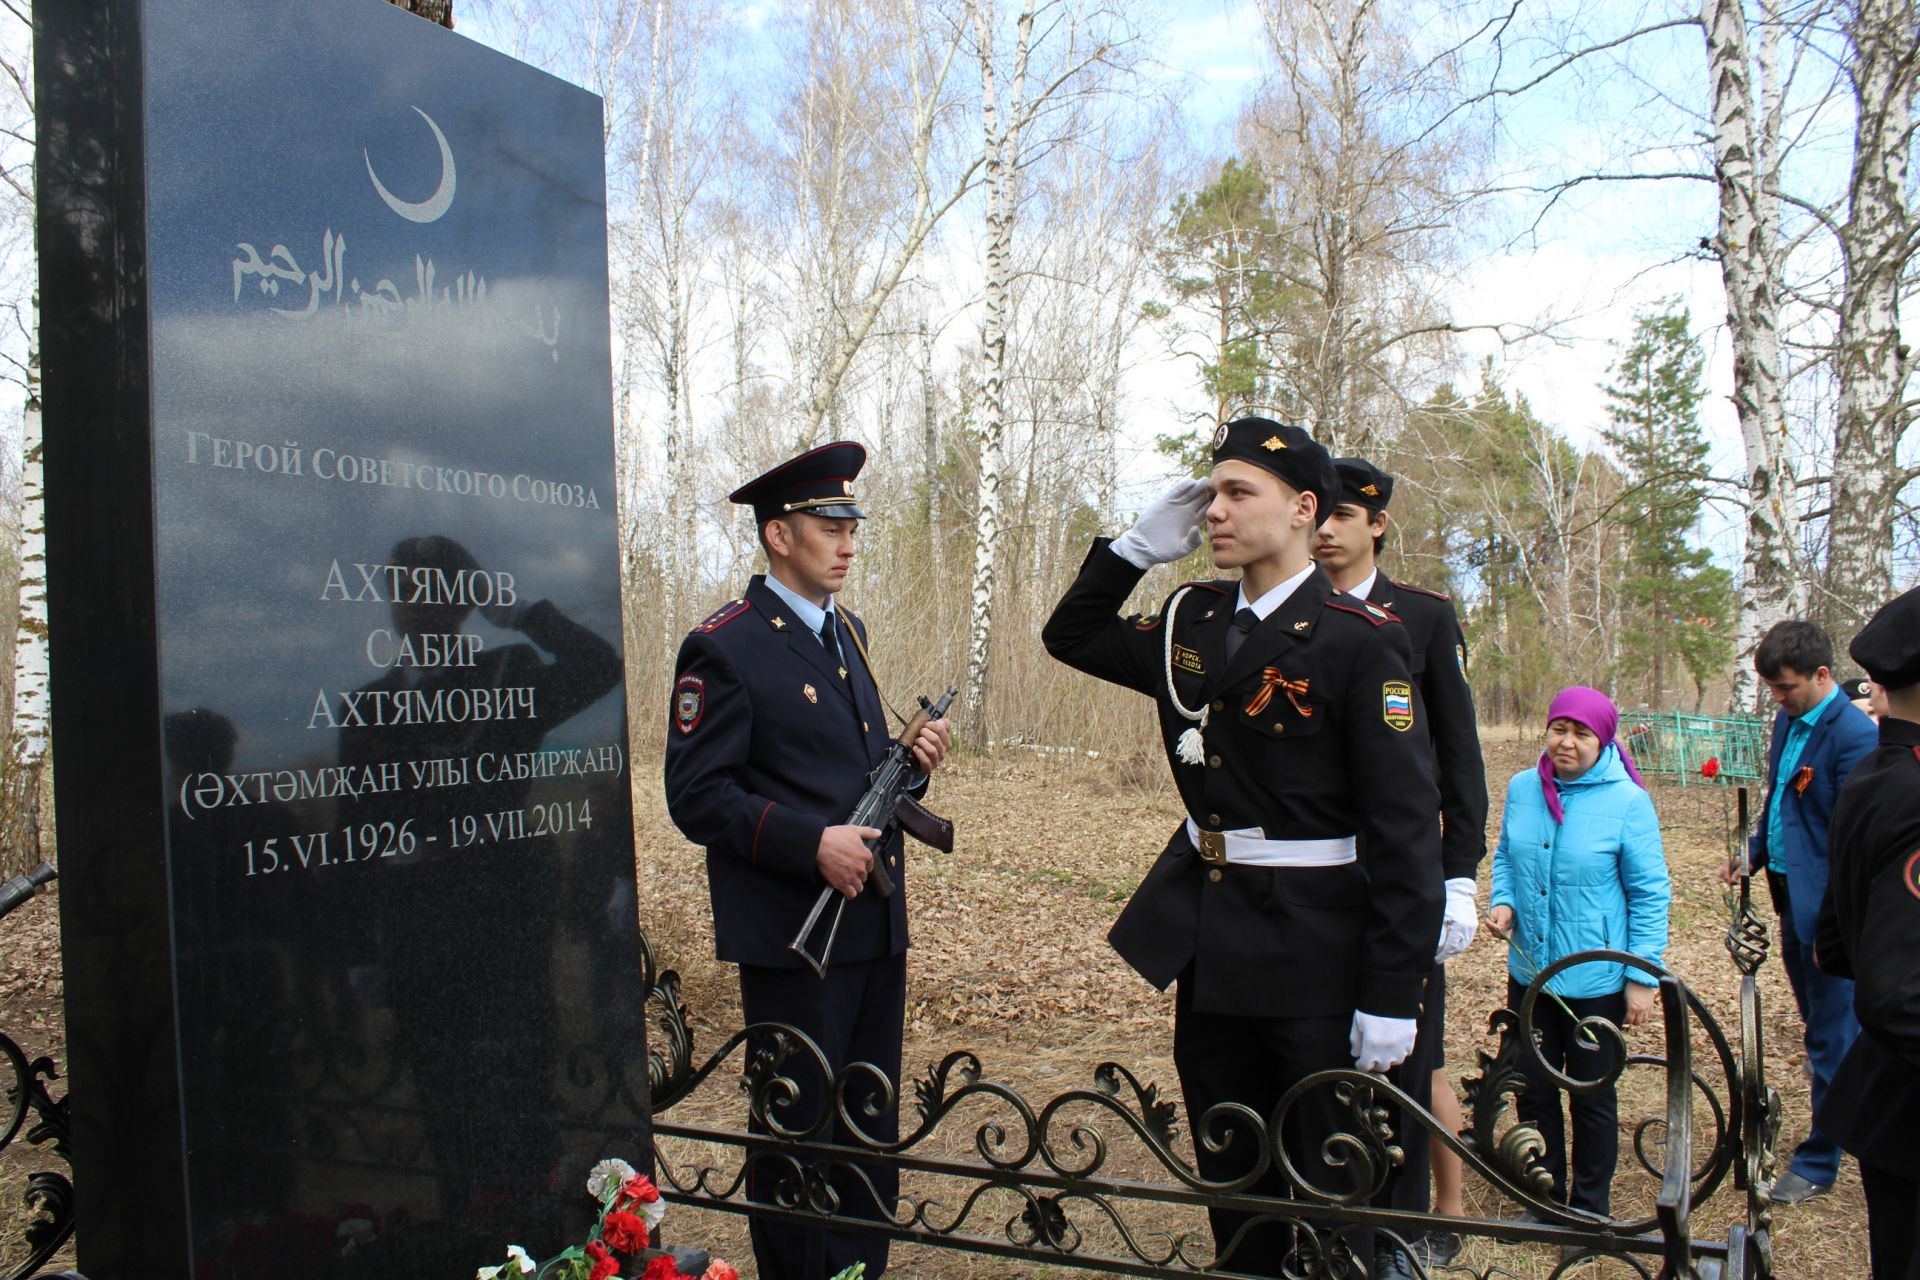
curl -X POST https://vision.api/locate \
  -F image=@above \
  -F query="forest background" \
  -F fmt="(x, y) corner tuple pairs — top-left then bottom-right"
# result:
(0, 0), (1914, 794)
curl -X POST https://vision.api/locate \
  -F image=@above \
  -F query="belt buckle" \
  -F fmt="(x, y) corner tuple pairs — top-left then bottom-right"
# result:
(1197, 829), (1226, 865)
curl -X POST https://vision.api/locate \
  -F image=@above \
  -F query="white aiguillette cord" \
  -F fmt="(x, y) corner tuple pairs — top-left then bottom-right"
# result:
(1162, 585), (1210, 765)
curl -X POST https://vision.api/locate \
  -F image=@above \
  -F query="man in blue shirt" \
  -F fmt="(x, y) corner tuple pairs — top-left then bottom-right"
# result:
(1726, 620), (1877, 1203)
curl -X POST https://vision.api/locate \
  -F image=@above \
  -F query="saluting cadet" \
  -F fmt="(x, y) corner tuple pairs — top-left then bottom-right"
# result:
(663, 441), (951, 1280)
(1313, 457), (1487, 1276)
(1815, 586), (1920, 1279)
(1043, 417), (1444, 1279)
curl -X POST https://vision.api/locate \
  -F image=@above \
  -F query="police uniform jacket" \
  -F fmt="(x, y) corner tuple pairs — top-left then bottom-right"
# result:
(1042, 540), (1444, 1021)
(664, 576), (910, 969)
(1364, 575), (1488, 881)
(1813, 713), (1920, 1178)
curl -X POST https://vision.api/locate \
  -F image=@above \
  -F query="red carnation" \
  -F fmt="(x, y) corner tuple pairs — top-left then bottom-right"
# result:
(601, 1209), (650, 1254)
(1701, 757), (1721, 778)
(701, 1263), (739, 1280)
(620, 1174), (662, 1205)
(586, 1239), (621, 1280)
(641, 1257), (683, 1280)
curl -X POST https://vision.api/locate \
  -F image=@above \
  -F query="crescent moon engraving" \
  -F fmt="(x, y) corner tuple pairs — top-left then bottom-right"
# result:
(365, 107), (456, 224)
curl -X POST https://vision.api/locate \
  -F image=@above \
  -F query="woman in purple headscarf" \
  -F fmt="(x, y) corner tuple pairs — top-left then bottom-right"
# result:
(1488, 685), (1672, 1221)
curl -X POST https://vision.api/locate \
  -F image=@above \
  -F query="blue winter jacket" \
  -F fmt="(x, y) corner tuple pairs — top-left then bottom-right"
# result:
(1489, 745), (1672, 998)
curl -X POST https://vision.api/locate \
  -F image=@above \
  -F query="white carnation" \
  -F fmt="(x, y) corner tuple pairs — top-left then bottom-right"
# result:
(586, 1157), (638, 1200)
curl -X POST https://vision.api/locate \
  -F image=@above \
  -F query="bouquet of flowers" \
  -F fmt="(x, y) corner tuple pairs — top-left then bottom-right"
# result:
(475, 1158), (735, 1280)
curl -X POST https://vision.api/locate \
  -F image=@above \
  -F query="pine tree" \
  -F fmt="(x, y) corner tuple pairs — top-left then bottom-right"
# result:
(1601, 305), (1734, 706)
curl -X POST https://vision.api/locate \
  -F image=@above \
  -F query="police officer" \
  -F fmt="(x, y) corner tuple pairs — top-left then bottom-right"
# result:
(1314, 457), (1487, 1274)
(1814, 586), (1920, 1279)
(1043, 418), (1444, 1278)
(663, 441), (951, 1280)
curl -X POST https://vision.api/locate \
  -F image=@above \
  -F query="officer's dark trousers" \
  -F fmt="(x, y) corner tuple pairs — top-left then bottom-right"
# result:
(1862, 1161), (1920, 1279)
(738, 953), (906, 1280)
(1508, 978), (1624, 1216)
(1174, 976), (1372, 1278)
(1381, 964), (1446, 1218)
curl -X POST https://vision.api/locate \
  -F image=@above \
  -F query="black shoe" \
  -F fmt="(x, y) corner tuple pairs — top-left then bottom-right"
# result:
(1413, 1230), (1463, 1267)
(1769, 1170), (1834, 1205)
(1373, 1246), (1419, 1280)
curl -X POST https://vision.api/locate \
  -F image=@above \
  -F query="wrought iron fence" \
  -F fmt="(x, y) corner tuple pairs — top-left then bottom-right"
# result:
(2, 863), (75, 1280)
(2, 863), (1781, 1280)
(645, 886), (1781, 1280)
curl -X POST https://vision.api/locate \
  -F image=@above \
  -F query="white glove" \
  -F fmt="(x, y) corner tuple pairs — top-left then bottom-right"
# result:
(1434, 876), (1478, 961)
(1350, 1011), (1419, 1073)
(1111, 478), (1212, 569)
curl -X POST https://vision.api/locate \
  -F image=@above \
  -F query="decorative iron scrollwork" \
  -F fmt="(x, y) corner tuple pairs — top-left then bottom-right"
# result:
(642, 936), (1774, 1279)
(3, 1028), (74, 1280)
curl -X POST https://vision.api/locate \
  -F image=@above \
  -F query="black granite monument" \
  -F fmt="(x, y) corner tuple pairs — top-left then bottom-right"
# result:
(37, 1), (647, 1274)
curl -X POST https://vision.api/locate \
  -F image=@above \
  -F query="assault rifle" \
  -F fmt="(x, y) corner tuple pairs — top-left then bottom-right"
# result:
(788, 686), (957, 978)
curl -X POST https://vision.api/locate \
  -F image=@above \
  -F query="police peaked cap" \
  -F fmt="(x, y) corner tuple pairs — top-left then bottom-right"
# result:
(1331, 456), (1395, 513)
(1849, 584), (1920, 691)
(730, 441), (867, 524)
(1210, 417), (1339, 527)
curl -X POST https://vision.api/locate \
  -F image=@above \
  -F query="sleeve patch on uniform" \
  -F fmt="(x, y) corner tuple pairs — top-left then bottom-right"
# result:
(1905, 849), (1920, 901)
(1383, 680), (1415, 731)
(1456, 643), (1469, 677)
(674, 674), (706, 734)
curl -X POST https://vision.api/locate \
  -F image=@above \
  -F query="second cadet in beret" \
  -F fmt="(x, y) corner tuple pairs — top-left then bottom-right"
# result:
(1849, 585), (1920, 690)
(1332, 456), (1395, 513)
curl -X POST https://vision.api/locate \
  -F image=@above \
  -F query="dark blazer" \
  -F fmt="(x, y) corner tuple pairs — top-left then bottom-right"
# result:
(1813, 715), (1920, 1178)
(1365, 574), (1488, 882)
(1042, 540), (1443, 1020)
(663, 576), (908, 969)
(1749, 692), (1877, 940)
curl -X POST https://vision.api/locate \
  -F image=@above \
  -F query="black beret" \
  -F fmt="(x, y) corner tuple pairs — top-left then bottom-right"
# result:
(1331, 456), (1394, 512)
(1837, 676), (1872, 702)
(1849, 585), (1920, 691)
(730, 441), (867, 524)
(1209, 417), (1339, 527)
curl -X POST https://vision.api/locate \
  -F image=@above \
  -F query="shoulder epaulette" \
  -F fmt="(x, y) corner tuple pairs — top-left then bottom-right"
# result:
(691, 599), (750, 634)
(1326, 597), (1399, 627)
(1177, 579), (1230, 594)
(1391, 579), (1452, 603)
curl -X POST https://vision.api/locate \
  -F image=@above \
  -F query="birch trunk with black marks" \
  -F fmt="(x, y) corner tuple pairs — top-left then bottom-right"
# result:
(1826, 0), (1916, 642)
(1704, 0), (1802, 710)
(961, 0), (1033, 748)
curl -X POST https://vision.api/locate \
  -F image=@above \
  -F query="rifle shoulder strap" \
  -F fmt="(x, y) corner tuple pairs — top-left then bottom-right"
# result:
(840, 609), (909, 729)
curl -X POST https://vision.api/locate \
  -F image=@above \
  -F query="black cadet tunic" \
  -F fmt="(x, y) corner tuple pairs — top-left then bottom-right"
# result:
(1043, 540), (1444, 1021)
(1813, 714), (1920, 1180)
(1365, 575), (1488, 881)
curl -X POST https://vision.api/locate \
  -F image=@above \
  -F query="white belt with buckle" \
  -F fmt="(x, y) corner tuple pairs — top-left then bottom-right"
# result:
(1185, 819), (1358, 867)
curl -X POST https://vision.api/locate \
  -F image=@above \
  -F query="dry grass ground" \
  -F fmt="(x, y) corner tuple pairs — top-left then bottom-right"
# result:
(1, 733), (1870, 1277)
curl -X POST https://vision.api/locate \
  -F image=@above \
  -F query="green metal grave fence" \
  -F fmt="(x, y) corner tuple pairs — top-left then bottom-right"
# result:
(1621, 711), (1772, 785)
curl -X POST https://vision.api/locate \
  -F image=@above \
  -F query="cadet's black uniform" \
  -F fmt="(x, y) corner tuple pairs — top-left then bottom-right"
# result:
(1814, 587), (1920, 1280)
(663, 443), (918, 1280)
(1364, 572), (1486, 1215)
(1044, 512), (1443, 1275)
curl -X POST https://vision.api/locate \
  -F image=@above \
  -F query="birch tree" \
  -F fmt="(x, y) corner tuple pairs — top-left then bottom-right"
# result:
(1, 1), (41, 758)
(1702, 0), (1804, 708)
(1824, 0), (1918, 637)
(960, 0), (1135, 745)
